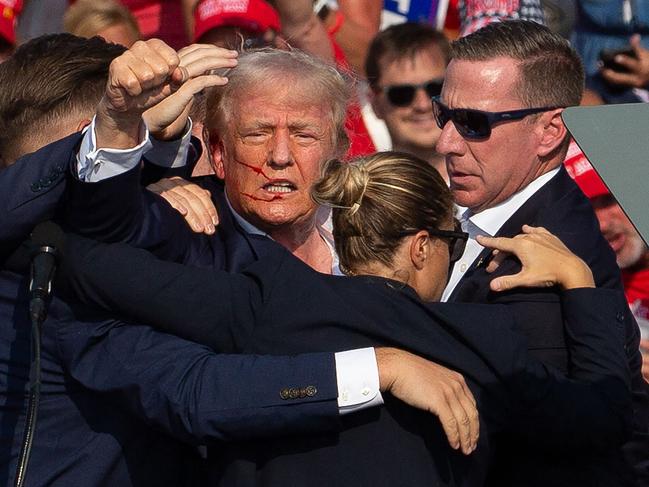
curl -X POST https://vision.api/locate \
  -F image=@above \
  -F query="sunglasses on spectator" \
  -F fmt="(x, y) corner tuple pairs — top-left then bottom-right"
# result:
(398, 219), (468, 264)
(380, 79), (444, 107)
(431, 96), (561, 140)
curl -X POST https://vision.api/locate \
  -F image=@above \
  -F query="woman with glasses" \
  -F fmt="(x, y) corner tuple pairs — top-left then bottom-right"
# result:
(59, 151), (629, 486)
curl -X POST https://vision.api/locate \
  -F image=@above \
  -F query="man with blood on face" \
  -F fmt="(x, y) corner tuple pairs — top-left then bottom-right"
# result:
(205, 48), (351, 274)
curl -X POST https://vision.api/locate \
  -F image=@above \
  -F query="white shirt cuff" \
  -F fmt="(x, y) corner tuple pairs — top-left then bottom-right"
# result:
(77, 116), (152, 182)
(144, 119), (193, 168)
(335, 347), (383, 414)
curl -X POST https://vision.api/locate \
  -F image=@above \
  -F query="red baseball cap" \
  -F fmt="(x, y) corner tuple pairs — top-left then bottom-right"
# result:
(564, 139), (610, 199)
(193, 0), (281, 43)
(0, 0), (22, 45)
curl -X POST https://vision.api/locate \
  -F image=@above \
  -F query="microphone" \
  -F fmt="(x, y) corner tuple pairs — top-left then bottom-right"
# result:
(28, 222), (65, 324)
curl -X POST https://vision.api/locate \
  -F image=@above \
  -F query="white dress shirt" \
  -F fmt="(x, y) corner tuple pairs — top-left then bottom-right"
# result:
(76, 119), (382, 413)
(441, 167), (561, 302)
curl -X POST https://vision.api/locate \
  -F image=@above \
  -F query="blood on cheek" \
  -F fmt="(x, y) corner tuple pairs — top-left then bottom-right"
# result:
(235, 159), (284, 202)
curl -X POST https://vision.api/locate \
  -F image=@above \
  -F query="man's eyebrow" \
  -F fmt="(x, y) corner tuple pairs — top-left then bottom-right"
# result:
(288, 121), (323, 132)
(240, 120), (274, 130)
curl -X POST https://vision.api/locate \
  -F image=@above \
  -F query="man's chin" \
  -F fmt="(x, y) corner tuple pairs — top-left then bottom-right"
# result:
(249, 205), (317, 231)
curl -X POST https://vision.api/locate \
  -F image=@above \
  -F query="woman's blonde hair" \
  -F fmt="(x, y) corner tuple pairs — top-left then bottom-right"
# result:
(312, 151), (453, 274)
(64, 0), (140, 42)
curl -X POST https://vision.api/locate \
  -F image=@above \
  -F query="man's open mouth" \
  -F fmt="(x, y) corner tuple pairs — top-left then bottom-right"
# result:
(263, 182), (296, 193)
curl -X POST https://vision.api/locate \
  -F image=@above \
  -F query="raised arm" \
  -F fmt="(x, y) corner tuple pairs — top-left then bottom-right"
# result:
(65, 40), (235, 254)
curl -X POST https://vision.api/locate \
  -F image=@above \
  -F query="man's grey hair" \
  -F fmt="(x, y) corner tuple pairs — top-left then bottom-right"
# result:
(206, 48), (353, 154)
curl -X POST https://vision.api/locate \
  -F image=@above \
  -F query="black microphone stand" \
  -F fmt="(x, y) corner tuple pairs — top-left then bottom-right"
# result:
(13, 245), (58, 487)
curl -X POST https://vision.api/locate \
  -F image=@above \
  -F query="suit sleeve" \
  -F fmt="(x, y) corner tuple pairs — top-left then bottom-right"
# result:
(0, 132), (82, 257)
(53, 308), (339, 445)
(502, 288), (632, 448)
(60, 233), (259, 352)
(63, 157), (201, 263)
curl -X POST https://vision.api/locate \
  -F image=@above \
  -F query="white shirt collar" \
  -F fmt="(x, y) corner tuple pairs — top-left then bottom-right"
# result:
(464, 167), (560, 236)
(224, 191), (341, 274)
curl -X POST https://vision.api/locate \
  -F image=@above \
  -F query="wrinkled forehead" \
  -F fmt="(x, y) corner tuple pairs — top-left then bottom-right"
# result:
(441, 58), (522, 109)
(228, 81), (336, 127)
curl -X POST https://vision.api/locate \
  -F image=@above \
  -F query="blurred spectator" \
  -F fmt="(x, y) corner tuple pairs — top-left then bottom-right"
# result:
(457, 0), (544, 36)
(566, 151), (649, 383)
(15, 0), (64, 42)
(64, 0), (140, 47)
(193, 0), (282, 48)
(120, 0), (192, 49)
(0, 0), (21, 61)
(571, 0), (649, 103)
(540, 0), (576, 39)
(316, 0), (382, 77)
(366, 22), (450, 180)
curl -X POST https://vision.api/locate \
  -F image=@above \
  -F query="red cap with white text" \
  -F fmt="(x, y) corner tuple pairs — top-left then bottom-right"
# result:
(193, 0), (281, 42)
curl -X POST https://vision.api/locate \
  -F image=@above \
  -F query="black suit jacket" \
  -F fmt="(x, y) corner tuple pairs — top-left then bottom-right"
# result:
(449, 167), (649, 486)
(59, 233), (633, 487)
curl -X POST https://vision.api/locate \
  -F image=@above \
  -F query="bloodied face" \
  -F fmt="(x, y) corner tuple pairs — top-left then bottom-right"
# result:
(213, 85), (337, 232)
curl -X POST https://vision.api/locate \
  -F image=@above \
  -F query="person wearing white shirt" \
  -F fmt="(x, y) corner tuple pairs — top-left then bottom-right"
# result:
(433, 20), (648, 487)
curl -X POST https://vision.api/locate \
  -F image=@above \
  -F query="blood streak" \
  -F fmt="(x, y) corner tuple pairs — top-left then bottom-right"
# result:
(241, 192), (284, 202)
(236, 160), (271, 180)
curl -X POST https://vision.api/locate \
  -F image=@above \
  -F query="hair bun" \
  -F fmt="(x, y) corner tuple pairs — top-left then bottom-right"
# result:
(312, 158), (370, 216)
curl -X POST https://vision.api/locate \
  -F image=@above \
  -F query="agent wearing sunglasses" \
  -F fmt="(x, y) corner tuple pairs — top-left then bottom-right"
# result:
(366, 22), (450, 180)
(435, 20), (648, 487)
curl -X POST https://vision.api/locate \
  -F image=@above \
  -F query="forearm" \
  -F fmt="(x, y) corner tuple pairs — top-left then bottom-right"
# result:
(271, 0), (334, 62)
(504, 288), (632, 447)
(56, 315), (340, 444)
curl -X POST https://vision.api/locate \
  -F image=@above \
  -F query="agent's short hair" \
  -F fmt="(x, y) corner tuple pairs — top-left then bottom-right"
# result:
(365, 22), (450, 89)
(0, 33), (125, 163)
(450, 20), (584, 108)
(64, 0), (140, 42)
(205, 48), (353, 155)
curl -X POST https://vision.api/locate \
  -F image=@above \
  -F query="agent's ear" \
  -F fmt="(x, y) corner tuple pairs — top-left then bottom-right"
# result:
(537, 109), (568, 158)
(408, 230), (430, 270)
(76, 118), (92, 132)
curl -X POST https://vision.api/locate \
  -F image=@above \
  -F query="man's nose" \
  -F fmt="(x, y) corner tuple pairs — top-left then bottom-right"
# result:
(269, 132), (293, 167)
(435, 117), (464, 156)
(412, 87), (432, 112)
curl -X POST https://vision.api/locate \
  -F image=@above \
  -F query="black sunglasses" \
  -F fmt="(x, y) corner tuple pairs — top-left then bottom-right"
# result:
(380, 79), (444, 107)
(398, 219), (468, 264)
(431, 96), (561, 140)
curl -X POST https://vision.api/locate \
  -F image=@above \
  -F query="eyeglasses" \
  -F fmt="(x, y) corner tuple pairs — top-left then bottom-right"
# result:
(398, 219), (468, 265)
(431, 96), (561, 140)
(380, 79), (444, 107)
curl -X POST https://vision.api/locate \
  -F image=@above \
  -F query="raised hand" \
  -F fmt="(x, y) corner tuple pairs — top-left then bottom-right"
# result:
(147, 177), (219, 234)
(476, 225), (595, 292)
(143, 44), (238, 140)
(601, 35), (649, 89)
(95, 39), (237, 148)
(376, 347), (479, 455)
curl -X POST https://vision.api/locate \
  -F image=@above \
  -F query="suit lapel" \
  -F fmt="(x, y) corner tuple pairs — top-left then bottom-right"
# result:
(448, 168), (571, 303)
